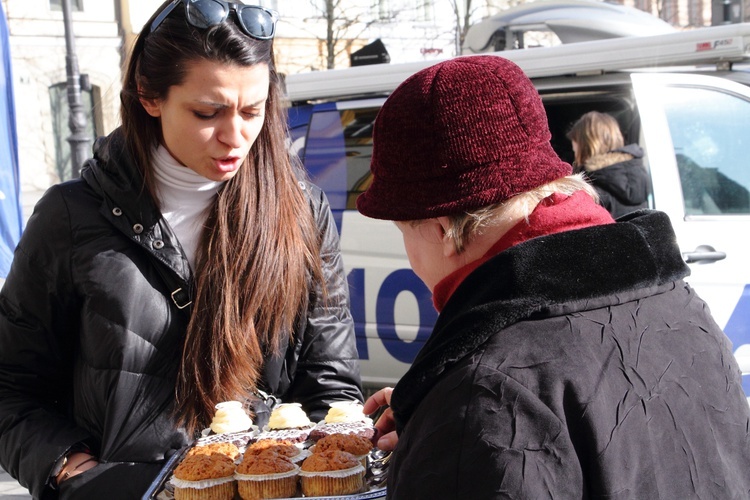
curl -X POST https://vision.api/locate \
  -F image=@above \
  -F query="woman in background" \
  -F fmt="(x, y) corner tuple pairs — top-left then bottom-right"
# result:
(566, 110), (650, 218)
(0, 1), (362, 497)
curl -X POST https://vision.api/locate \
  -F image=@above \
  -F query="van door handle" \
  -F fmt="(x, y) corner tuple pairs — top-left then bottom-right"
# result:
(682, 245), (726, 264)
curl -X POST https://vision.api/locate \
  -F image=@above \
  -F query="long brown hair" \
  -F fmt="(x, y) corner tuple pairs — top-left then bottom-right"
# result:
(121, 1), (323, 434)
(566, 111), (624, 167)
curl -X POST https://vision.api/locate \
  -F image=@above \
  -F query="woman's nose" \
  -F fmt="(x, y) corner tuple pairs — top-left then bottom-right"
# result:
(217, 115), (244, 148)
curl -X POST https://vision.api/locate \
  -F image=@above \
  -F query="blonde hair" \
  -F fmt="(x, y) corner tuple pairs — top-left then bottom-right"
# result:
(566, 111), (624, 167)
(441, 174), (597, 254)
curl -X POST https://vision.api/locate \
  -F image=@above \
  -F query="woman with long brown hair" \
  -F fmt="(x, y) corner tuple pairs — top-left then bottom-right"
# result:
(0, 1), (362, 498)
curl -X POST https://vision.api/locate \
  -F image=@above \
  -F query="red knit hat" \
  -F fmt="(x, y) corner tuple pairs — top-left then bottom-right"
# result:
(356, 55), (572, 220)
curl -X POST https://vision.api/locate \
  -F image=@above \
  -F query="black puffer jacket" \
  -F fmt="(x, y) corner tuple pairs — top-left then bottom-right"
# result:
(0, 130), (363, 499)
(583, 144), (650, 219)
(387, 210), (750, 499)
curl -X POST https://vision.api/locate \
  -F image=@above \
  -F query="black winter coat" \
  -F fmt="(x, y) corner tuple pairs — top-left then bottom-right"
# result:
(387, 210), (750, 499)
(0, 130), (363, 499)
(583, 144), (650, 219)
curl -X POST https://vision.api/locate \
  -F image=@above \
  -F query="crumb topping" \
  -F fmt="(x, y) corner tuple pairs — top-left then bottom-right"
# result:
(174, 453), (235, 481)
(301, 450), (359, 472)
(244, 439), (299, 460)
(315, 433), (373, 456)
(187, 441), (241, 461)
(237, 452), (296, 475)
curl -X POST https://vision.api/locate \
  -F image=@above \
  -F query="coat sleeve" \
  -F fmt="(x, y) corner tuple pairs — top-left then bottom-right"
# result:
(281, 183), (364, 421)
(0, 186), (94, 498)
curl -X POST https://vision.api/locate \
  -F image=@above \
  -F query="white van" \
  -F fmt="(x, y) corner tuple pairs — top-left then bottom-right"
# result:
(460, 0), (676, 53)
(284, 23), (750, 397)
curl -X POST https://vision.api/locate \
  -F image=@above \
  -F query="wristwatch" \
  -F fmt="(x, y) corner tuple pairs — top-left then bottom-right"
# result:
(48, 443), (92, 490)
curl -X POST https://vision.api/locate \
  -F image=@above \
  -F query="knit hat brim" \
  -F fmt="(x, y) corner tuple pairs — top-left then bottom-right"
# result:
(357, 141), (571, 220)
(356, 55), (572, 221)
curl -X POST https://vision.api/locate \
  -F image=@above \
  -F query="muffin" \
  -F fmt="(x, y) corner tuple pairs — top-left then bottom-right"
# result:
(187, 441), (241, 462)
(243, 439), (309, 465)
(235, 452), (299, 499)
(309, 401), (375, 442)
(255, 403), (314, 443)
(313, 433), (373, 468)
(299, 449), (365, 497)
(171, 453), (236, 500)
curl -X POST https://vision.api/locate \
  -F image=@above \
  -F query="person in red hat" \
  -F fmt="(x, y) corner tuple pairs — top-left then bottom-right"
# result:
(360, 55), (750, 499)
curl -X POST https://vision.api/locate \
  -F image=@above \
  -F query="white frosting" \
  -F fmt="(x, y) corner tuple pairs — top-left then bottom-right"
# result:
(268, 403), (311, 429)
(324, 401), (372, 424)
(210, 401), (253, 434)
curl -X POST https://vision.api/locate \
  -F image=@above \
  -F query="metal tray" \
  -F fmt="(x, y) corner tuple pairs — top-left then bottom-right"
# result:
(142, 444), (389, 500)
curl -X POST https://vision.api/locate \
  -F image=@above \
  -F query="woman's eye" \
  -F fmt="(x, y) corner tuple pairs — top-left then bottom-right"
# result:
(243, 110), (262, 119)
(193, 111), (217, 120)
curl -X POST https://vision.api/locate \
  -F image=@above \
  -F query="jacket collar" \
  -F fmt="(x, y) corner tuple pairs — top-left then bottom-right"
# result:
(391, 209), (690, 433)
(432, 192), (614, 311)
(584, 143), (644, 172)
(82, 129), (161, 228)
(81, 129), (193, 286)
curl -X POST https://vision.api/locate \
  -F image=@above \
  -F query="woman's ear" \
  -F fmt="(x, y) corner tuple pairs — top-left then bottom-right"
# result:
(436, 216), (458, 258)
(140, 97), (161, 118)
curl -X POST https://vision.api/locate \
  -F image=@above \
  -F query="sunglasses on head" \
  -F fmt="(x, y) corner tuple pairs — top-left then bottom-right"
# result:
(150, 0), (278, 40)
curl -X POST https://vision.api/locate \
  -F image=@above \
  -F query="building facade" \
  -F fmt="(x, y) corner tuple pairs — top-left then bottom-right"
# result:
(2, 0), (122, 218)
(2, 0), (745, 221)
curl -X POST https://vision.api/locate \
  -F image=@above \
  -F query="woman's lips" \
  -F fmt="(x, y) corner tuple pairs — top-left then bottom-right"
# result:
(214, 156), (242, 173)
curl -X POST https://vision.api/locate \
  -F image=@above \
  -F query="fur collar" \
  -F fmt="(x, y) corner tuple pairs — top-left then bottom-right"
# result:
(585, 151), (633, 172)
(391, 210), (689, 433)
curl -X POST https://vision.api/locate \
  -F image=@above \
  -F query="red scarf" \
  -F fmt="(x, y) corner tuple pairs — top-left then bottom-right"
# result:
(432, 191), (615, 312)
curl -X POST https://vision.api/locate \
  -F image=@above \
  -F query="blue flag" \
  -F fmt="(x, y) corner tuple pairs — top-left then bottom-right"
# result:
(0, 3), (23, 278)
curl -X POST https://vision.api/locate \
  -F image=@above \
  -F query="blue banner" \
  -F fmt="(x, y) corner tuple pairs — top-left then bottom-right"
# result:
(0, 4), (23, 278)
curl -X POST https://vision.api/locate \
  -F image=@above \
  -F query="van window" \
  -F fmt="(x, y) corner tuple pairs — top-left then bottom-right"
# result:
(304, 106), (378, 211)
(661, 87), (750, 216)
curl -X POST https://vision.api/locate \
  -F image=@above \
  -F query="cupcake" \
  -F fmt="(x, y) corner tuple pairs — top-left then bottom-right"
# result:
(299, 449), (365, 497)
(194, 430), (256, 451)
(309, 401), (375, 442)
(235, 452), (299, 499)
(171, 453), (236, 500)
(244, 439), (309, 465)
(210, 401), (253, 434)
(312, 433), (373, 468)
(255, 403), (314, 443)
(187, 441), (241, 462)
(193, 401), (257, 451)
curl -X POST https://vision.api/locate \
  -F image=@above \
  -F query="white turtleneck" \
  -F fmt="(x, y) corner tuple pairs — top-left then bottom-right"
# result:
(151, 145), (223, 270)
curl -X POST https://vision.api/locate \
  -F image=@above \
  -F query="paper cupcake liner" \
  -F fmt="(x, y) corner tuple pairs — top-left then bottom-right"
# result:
(308, 421), (376, 442)
(235, 467), (299, 500)
(234, 466), (299, 482)
(288, 448), (311, 464)
(172, 478), (236, 500)
(170, 474), (236, 490)
(299, 466), (365, 497)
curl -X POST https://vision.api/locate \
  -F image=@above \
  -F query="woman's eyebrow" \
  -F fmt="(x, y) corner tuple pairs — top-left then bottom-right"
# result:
(194, 98), (267, 108)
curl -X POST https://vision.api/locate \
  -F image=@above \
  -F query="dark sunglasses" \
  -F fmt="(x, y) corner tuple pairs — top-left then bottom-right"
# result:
(150, 0), (278, 40)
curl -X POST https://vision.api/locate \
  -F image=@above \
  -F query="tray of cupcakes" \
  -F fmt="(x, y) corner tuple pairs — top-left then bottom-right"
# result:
(144, 400), (388, 500)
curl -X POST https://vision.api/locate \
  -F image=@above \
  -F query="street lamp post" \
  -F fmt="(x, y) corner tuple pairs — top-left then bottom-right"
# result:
(61, 0), (90, 178)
